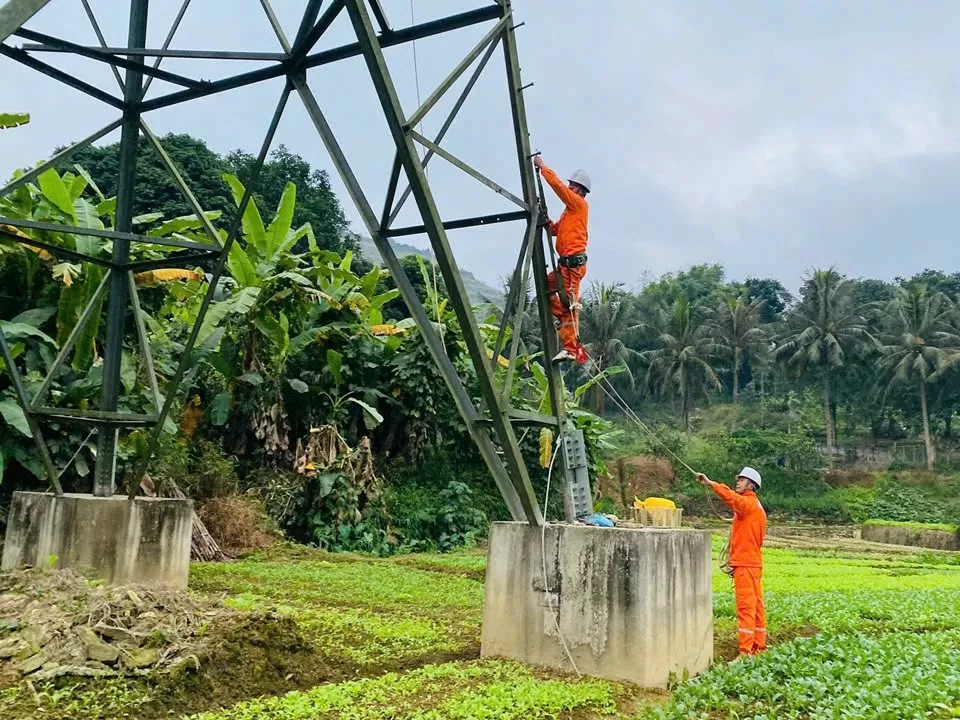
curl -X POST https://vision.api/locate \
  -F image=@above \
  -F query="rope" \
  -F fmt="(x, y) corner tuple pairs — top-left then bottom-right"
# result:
(410, 0), (423, 131)
(578, 358), (728, 522)
(718, 528), (734, 577)
(581, 361), (696, 476)
(59, 428), (97, 479)
(541, 436), (581, 677)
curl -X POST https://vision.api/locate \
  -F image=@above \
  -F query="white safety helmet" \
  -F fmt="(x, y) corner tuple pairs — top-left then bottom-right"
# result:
(568, 169), (591, 193)
(737, 466), (762, 489)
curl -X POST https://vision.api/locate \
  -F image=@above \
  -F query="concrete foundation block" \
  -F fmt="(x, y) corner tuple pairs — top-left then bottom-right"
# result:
(481, 522), (713, 688)
(1, 492), (193, 588)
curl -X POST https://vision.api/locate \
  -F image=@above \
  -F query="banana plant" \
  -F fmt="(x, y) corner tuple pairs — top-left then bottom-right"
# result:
(202, 175), (398, 362)
(0, 165), (217, 370)
(193, 176), (399, 438)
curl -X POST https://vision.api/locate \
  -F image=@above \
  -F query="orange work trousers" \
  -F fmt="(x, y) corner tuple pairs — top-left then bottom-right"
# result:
(547, 265), (586, 353)
(733, 566), (766, 655)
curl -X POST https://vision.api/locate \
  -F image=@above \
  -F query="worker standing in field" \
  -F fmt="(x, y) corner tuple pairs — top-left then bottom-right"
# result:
(696, 467), (767, 656)
(533, 154), (590, 363)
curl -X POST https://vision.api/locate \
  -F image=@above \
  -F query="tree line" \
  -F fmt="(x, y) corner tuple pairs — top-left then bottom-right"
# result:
(566, 265), (960, 471)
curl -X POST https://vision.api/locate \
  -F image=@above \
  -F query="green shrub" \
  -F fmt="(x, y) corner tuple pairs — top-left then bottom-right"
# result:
(869, 478), (952, 524)
(594, 496), (620, 515)
(829, 485), (878, 524)
(388, 479), (488, 553)
(382, 450), (506, 553)
(762, 492), (850, 522)
(150, 436), (239, 500)
(686, 428), (826, 498)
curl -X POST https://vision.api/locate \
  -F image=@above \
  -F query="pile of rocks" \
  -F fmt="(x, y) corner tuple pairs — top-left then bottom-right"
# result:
(0, 568), (225, 682)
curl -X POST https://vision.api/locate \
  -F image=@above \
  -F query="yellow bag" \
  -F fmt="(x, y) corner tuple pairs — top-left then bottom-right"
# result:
(643, 496), (676, 510)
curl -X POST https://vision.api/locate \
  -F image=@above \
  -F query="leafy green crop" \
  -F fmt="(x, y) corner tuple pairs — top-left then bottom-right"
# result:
(191, 554), (484, 667)
(189, 660), (617, 720)
(645, 630), (960, 719)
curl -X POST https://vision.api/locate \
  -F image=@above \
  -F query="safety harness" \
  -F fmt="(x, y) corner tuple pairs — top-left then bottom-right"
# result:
(558, 252), (587, 269)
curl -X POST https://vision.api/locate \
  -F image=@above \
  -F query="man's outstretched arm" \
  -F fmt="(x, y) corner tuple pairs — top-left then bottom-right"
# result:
(697, 472), (749, 514)
(534, 155), (583, 212)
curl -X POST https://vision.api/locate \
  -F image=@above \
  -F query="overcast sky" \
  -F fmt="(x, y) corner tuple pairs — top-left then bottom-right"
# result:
(4, 0), (960, 294)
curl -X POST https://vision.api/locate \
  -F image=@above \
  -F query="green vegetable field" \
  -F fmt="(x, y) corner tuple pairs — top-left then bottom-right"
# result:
(3, 537), (960, 719)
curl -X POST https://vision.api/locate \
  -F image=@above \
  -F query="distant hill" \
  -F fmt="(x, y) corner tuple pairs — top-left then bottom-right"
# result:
(357, 236), (504, 308)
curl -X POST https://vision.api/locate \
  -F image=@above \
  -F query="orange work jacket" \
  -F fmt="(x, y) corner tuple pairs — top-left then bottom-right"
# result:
(541, 166), (589, 257)
(712, 484), (766, 568)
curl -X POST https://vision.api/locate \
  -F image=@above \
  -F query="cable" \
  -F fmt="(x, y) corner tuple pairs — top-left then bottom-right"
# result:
(408, 0), (444, 349)
(409, 0), (423, 131)
(541, 436), (581, 677)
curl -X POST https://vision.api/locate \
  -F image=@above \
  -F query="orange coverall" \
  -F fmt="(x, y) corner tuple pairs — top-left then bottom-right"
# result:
(711, 482), (767, 655)
(541, 166), (588, 355)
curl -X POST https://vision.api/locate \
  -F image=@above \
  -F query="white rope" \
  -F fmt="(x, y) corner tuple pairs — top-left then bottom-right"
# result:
(579, 360), (731, 521)
(541, 436), (581, 677)
(581, 362), (697, 477)
(59, 428), (97, 479)
(409, 0), (424, 142)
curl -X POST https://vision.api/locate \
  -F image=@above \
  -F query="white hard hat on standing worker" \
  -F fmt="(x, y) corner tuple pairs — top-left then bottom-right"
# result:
(737, 467), (762, 489)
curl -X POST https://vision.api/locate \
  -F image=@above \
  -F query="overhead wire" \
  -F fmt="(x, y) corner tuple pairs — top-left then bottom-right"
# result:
(408, 0), (444, 348)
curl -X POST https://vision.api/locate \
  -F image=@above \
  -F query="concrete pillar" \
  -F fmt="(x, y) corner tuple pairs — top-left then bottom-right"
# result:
(2, 492), (193, 588)
(481, 522), (713, 688)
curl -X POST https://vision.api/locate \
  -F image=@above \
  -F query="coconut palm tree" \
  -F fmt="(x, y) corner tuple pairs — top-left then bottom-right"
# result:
(777, 269), (873, 454)
(877, 286), (960, 471)
(577, 282), (640, 413)
(488, 273), (541, 359)
(706, 295), (767, 406)
(641, 297), (721, 440)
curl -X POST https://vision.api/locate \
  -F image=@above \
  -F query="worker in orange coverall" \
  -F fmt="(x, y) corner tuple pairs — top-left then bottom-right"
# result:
(533, 154), (590, 364)
(697, 467), (767, 656)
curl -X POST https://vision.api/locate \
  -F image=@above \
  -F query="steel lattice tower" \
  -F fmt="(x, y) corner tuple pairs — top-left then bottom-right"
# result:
(0, 0), (588, 526)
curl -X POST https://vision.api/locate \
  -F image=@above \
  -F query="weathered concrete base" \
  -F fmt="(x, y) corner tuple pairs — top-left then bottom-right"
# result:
(766, 525), (862, 541)
(1, 492), (193, 588)
(861, 523), (960, 551)
(481, 522), (713, 688)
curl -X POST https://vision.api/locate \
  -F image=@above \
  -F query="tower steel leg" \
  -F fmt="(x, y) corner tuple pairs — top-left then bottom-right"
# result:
(93, 0), (149, 496)
(343, 0), (542, 525)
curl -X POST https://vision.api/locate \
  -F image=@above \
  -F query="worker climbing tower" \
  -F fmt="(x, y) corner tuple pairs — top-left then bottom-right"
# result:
(0, 0), (713, 687)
